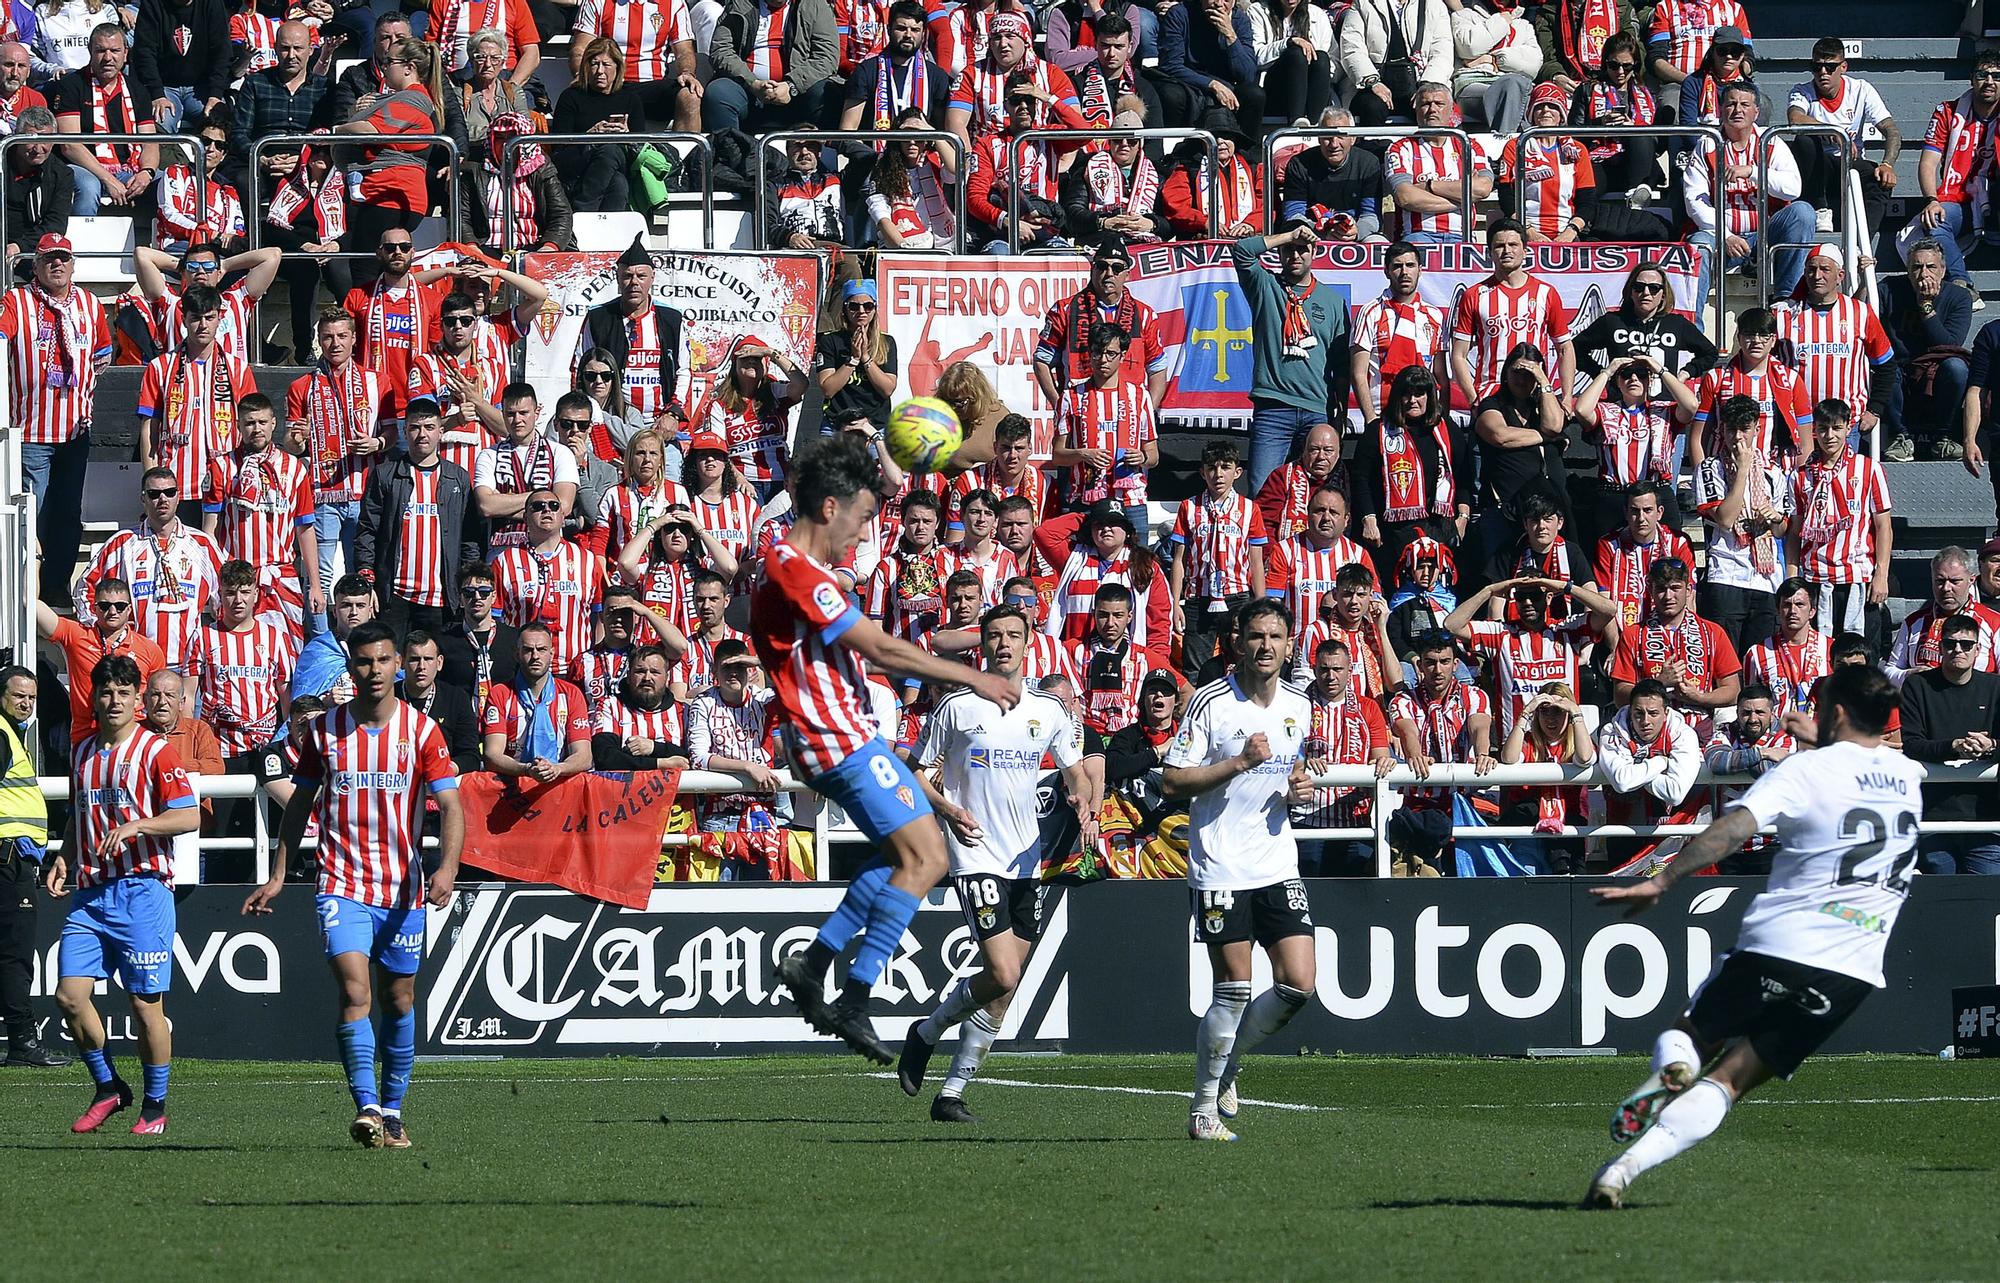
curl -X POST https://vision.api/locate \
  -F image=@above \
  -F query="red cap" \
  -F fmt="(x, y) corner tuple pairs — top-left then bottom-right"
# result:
(1982, 536), (2000, 558)
(687, 432), (729, 455)
(35, 233), (73, 256)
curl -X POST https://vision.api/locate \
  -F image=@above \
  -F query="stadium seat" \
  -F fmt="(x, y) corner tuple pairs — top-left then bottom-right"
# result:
(574, 211), (649, 251)
(66, 217), (136, 286)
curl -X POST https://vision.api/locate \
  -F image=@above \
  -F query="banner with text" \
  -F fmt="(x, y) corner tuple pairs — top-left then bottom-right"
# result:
(461, 771), (680, 910)
(521, 250), (825, 419)
(879, 242), (1701, 440)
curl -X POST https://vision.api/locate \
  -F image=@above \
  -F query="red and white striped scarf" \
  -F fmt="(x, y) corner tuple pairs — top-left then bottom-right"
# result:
(1934, 90), (1999, 204)
(267, 149), (348, 240)
(1379, 420), (1454, 523)
(1083, 151), (1160, 219)
(1194, 153), (1257, 229)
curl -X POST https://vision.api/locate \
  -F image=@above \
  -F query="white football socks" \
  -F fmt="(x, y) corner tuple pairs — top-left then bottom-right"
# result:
(1221, 983), (1313, 1089)
(1652, 1028), (1700, 1076)
(917, 976), (979, 1045)
(1192, 981), (1251, 1115)
(938, 1009), (1000, 1099)
(1621, 1078), (1733, 1178)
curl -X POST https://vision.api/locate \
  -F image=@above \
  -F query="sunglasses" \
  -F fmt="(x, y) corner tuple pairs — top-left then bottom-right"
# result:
(442, 315), (475, 327)
(527, 500), (563, 513)
(1812, 61), (1843, 71)
(1941, 638), (1980, 652)
(557, 418), (593, 431)
(96, 600), (132, 613)
(1715, 44), (1747, 56)
(202, 136), (227, 150)
(379, 241), (414, 252)
(466, 584), (495, 598)
(183, 260), (220, 272)
(1977, 71), (2000, 82)
(845, 301), (876, 312)
(1603, 59), (1636, 70)
(143, 487), (179, 499)
(582, 369), (615, 382)
(1631, 281), (1666, 294)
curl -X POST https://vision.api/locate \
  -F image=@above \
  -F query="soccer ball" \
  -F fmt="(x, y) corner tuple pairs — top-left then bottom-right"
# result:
(885, 396), (963, 473)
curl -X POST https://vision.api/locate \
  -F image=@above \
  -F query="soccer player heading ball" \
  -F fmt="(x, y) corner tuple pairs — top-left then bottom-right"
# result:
(1586, 663), (1920, 1208)
(754, 435), (1020, 1063)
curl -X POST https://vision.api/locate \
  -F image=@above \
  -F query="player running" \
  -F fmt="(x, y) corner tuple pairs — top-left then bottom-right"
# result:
(897, 603), (1097, 1122)
(758, 435), (1019, 1064)
(1162, 599), (1323, 1142)
(244, 621), (464, 1149)
(46, 656), (200, 1135)
(1584, 663), (1921, 1208)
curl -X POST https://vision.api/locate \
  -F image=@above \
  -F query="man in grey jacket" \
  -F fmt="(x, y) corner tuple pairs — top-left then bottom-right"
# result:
(705, 0), (841, 135)
(355, 398), (481, 640)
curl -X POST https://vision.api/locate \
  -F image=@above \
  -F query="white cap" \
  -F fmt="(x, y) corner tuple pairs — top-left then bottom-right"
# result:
(1809, 243), (1845, 272)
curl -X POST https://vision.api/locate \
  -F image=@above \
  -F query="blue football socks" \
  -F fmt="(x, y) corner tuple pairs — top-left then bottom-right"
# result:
(815, 863), (893, 954)
(380, 1010), (416, 1114)
(81, 1048), (116, 1089)
(141, 1062), (169, 1112)
(337, 1018), (379, 1111)
(847, 884), (922, 988)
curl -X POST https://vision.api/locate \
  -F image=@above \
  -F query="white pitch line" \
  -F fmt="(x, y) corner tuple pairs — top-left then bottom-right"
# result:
(867, 1073), (1337, 1113)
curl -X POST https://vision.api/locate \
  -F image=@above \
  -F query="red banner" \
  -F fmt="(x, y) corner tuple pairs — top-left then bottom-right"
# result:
(460, 771), (680, 909)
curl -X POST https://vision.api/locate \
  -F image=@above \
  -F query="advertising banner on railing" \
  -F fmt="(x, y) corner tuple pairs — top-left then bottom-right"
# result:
(878, 241), (1702, 442)
(519, 250), (825, 419)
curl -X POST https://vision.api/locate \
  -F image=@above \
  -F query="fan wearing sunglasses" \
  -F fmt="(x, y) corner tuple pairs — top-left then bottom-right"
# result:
(1785, 36), (1900, 242)
(1898, 610), (2000, 877)
(35, 580), (168, 748)
(75, 467), (225, 675)
(1570, 263), (1719, 421)
(408, 291), (507, 478)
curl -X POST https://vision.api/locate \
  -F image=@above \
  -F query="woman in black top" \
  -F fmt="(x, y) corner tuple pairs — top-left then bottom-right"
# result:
(552, 36), (647, 211)
(1570, 262), (1720, 391)
(814, 279), (900, 433)
(1466, 342), (1569, 590)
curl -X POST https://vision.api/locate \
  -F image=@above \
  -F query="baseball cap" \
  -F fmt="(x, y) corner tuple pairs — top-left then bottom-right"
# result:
(1712, 24), (1747, 49)
(687, 432), (728, 455)
(1981, 535), (2000, 558)
(35, 233), (72, 257)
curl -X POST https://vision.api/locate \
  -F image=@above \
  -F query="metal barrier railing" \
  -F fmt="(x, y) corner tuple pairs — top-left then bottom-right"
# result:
(501, 131), (714, 254)
(0, 131), (204, 275)
(754, 128), (966, 253)
(1011, 126), (1216, 253)
(246, 131), (463, 355)
(1756, 122), (1854, 312)
(0, 344), (29, 692)
(1261, 126), (1475, 245)
(1513, 124), (1725, 336)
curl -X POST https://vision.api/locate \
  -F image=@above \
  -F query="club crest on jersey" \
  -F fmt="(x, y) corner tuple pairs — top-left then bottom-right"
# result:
(1027, 719), (1042, 738)
(896, 785), (914, 810)
(1283, 717), (1300, 738)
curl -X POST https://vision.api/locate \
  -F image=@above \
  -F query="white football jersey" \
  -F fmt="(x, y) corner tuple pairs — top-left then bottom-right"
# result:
(1726, 740), (1926, 987)
(1164, 676), (1312, 891)
(912, 685), (1084, 878)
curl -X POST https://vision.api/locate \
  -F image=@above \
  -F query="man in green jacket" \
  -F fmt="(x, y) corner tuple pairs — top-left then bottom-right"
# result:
(1230, 220), (1352, 493)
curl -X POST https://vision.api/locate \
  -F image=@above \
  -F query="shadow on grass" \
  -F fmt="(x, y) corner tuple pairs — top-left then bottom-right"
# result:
(637, 1116), (896, 1127)
(1368, 1197), (1595, 1213)
(0, 1142), (309, 1154)
(817, 1136), (1176, 1146)
(202, 1198), (703, 1211)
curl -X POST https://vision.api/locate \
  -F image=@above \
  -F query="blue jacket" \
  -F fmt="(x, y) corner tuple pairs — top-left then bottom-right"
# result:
(1159, 3), (1257, 94)
(290, 631), (350, 706)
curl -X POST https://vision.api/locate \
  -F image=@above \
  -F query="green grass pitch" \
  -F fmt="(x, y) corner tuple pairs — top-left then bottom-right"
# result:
(3, 1054), (1995, 1280)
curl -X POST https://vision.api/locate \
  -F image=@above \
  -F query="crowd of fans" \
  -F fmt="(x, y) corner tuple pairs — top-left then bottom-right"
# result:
(3, 0), (1999, 881)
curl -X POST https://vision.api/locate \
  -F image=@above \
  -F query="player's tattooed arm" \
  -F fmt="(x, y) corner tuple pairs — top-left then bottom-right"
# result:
(1592, 806), (1760, 916)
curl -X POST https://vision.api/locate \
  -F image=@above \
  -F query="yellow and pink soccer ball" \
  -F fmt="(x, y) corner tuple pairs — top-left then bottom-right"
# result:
(885, 396), (963, 473)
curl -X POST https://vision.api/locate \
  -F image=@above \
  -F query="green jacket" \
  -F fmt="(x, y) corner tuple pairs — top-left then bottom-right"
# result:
(1229, 236), (1351, 420)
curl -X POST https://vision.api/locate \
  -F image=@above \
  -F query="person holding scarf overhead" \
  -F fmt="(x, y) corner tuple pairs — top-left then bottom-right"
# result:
(1230, 218), (1352, 495)
(1353, 362), (1457, 574)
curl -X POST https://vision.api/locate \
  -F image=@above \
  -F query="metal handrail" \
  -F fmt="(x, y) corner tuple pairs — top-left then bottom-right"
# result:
(0, 131), (201, 272)
(754, 128), (966, 253)
(1011, 126), (1216, 253)
(502, 131), (714, 253)
(1754, 122), (1852, 312)
(1514, 124), (1725, 339)
(1262, 126), (1475, 244)
(246, 130), (463, 356)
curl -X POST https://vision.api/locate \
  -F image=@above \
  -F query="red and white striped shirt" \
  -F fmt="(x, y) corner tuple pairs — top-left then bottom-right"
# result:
(230, 10), (321, 74)
(1646, 0), (1749, 79)
(1589, 400), (1675, 486)
(704, 397), (792, 488)
(1743, 630), (1831, 719)
(1386, 137), (1486, 240)
(1687, 132), (1794, 239)
(866, 543), (955, 641)
(149, 283), (257, 365)
(1451, 275), (1573, 402)
(1692, 359), (1815, 470)
(70, 727), (195, 887)
(1791, 450), (1891, 584)
(79, 525), (225, 673)
(573, 0), (693, 81)
(1057, 378), (1156, 507)
(287, 363), (388, 503)
(152, 166), (245, 252)
(0, 284), (110, 444)
(610, 308), (675, 417)
(1351, 292), (1447, 411)
(191, 619), (296, 755)
(942, 542), (1020, 604)
(344, 277), (443, 416)
(296, 702), (458, 908)
(137, 349), (256, 493)
(1888, 602), (2000, 678)
(685, 687), (779, 822)
(409, 347), (507, 477)
(1068, 638), (1148, 734)
(1267, 536), (1374, 638)
(571, 644), (632, 707)
(673, 625), (751, 697)
(1593, 528), (1697, 628)
(749, 540), (878, 776)
(931, 0), (1013, 75)
(947, 463), (1050, 525)
(1464, 621), (1581, 739)
(1170, 492), (1268, 600)
(258, 565), (307, 655)
(1017, 631), (1081, 687)
(1773, 296), (1893, 422)
(593, 691), (684, 746)
(491, 540), (604, 675)
(689, 489), (762, 569)
(483, 678), (595, 759)
(205, 446), (313, 571)
(1497, 136), (1596, 238)
(1297, 617), (1391, 698)
(392, 465), (450, 606)
(1389, 681), (1494, 804)
(594, 480), (684, 560)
